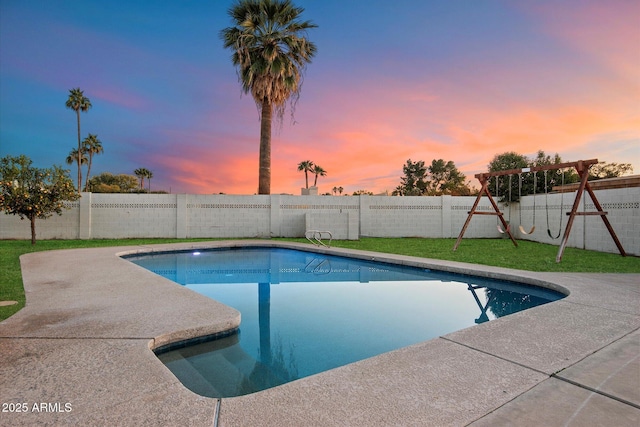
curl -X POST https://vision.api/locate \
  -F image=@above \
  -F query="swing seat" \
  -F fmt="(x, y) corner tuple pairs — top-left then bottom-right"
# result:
(547, 228), (561, 239)
(497, 224), (510, 234)
(519, 225), (535, 235)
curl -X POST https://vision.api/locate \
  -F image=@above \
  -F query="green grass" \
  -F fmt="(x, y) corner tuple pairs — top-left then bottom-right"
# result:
(286, 238), (638, 273)
(1, 237), (638, 321)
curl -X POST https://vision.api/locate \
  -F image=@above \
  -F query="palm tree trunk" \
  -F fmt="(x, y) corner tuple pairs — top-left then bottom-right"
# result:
(76, 110), (82, 193)
(258, 282), (271, 366)
(258, 98), (271, 194)
(85, 155), (93, 192)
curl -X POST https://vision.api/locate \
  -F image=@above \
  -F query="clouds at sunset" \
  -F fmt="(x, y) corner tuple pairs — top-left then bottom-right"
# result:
(525, 0), (639, 83)
(1, 0), (637, 195)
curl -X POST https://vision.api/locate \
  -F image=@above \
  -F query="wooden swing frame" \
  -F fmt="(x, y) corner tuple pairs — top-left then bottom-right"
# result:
(453, 159), (626, 262)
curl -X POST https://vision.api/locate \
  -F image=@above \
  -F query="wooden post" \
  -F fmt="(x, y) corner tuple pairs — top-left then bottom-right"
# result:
(582, 181), (627, 258)
(453, 179), (486, 251)
(453, 175), (517, 251)
(556, 161), (589, 262)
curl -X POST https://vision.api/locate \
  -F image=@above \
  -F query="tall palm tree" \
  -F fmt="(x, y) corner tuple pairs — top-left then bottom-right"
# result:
(312, 164), (326, 187)
(134, 168), (148, 190)
(221, 0), (317, 194)
(145, 169), (154, 192)
(297, 160), (314, 189)
(82, 134), (103, 191)
(65, 88), (92, 193)
(66, 148), (88, 173)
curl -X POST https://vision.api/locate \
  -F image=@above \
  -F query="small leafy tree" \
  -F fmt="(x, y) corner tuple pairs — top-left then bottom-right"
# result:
(88, 172), (138, 193)
(0, 155), (80, 244)
(529, 150), (579, 193)
(393, 159), (472, 196)
(589, 162), (633, 180)
(393, 159), (428, 196)
(487, 152), (529, 202)
(426, 159), (469, 195)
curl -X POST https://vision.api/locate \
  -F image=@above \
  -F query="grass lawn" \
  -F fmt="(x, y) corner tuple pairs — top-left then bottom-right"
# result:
(296, 238), (640, 273)
(1, 237), (638, 321)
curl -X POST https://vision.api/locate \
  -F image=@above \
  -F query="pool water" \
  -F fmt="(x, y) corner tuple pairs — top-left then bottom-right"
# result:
(126, 247), (564, 397)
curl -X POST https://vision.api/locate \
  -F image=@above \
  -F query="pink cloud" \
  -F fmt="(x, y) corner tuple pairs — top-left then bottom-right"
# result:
(147, 131), (255, 194)
(524, 0), (640, 84)
(90, 85), (150, 110)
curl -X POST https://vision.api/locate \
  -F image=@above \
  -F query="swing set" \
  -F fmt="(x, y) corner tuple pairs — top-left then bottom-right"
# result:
(453, 159), (626, 262)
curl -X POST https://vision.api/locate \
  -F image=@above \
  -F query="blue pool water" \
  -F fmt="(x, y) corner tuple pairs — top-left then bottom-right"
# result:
(126, 247), (564, 397)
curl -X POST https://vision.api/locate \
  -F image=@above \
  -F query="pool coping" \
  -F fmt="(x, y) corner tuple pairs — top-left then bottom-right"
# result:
(1, 240), (638, 426)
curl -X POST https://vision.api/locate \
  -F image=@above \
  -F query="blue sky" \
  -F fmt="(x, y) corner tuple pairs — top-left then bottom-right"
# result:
(1, 0), (638, 194)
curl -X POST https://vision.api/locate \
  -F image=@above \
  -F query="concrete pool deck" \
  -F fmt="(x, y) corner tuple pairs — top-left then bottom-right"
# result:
(0, 240), (638, 426)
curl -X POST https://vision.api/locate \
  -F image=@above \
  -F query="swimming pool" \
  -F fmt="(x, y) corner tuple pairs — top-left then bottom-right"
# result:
(126, 247), (564, 398)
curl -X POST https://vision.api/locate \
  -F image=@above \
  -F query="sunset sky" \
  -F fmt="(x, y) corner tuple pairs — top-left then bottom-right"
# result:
(1, 0), (638, 195)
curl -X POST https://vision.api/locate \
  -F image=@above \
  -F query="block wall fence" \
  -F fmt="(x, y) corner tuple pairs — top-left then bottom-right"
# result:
(1, 189), (638, 256)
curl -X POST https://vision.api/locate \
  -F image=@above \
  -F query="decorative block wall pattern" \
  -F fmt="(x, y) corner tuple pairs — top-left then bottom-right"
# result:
(186, 195), (271, 238)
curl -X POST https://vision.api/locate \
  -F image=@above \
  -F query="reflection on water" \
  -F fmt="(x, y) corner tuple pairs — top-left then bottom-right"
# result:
(129, 247), (564, 397)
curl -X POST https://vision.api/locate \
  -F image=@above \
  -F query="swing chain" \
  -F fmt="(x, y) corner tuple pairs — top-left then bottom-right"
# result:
(495, 175), (511, 234)
(545, 168), (564, 239)
(518, 172), (536, 235)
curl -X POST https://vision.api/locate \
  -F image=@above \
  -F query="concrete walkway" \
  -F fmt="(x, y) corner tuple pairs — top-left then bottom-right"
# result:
(1, 241), (638, 426)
